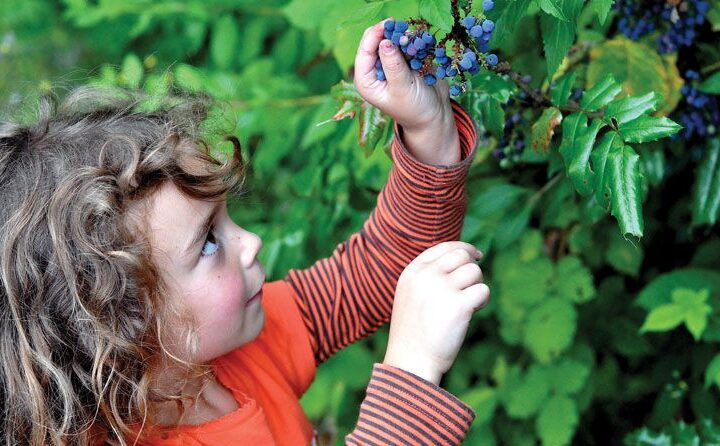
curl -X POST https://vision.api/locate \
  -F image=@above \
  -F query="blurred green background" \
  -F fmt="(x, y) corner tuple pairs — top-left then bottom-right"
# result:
(2, 0), (720, 445)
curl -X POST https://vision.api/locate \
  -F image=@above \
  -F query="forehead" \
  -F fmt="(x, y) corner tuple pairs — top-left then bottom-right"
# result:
(146, 181), (209, 264)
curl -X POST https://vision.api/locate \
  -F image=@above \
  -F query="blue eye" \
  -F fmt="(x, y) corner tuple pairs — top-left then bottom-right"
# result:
(200, 228), (220, 258)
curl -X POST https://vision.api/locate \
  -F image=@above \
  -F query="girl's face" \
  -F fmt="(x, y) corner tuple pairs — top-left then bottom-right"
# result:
(147, 180), (266, 362)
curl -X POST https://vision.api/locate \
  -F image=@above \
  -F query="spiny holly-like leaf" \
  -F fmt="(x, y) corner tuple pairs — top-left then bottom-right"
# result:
(536, 395), (579, 446)
(419, 0), (454, 33)
(581, 73), (622, 112)
(531, 107), (563, 152)
(619, 115), (683, 143)
(691, 138), (720, 226)
(493, 0), (533, 43)
(591, 131), (619, 208)
(559, 113), (604, 196)
(586, 37), (683, 115)
(608, 143), (644, 238)
(551, 71), (577, 107)
(605, 92), (660, 125)
(540, 0), (583, 78)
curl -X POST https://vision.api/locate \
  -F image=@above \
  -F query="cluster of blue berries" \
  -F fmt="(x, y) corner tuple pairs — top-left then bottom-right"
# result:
(374, 0), (499, 97)
(615, 0), (710, 54)
(492, 109), (526, 168)
(674, 70), (719, 140)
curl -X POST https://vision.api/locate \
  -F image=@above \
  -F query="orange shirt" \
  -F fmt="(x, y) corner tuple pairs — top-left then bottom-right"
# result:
(119, 99), (479, 445)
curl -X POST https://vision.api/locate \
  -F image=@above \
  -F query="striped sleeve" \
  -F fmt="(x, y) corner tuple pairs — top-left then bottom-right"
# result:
(284, 99), (478, 366)
(345, 362), (476, 445)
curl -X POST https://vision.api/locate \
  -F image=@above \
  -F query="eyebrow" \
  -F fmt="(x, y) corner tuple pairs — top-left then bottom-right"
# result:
(183, 201), (223, 257)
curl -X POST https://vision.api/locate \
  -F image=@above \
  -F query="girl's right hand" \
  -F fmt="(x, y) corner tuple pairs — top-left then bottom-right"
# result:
(383, 241), (490, 385)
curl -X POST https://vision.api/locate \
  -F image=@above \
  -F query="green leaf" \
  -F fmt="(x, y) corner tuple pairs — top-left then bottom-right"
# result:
(506, 365), (550, 418)
(672, 288), (712, 340)
(480, 97), (506, 138)
(553, 256), (596, 303)
(174, 64), (205, 92)
(619, 115), (683, 143)
(540, 0), (583, 78)
(636, 269), (720, 310)
(536, 0), (568, 21)
(640, 303), (685, 333)
(536, 395), (579, 446)
(531, 107), (563, 152)
(551, 71), (577, 107)
(591, 131), (619, 208)
(705, 354), (720, 389)
(586, 37), (683, 115)
(524, 298), (577, 363)
(119, 53), (143, 89)
(608, 144), (644, 238)
(605, 92), (660, 125)
(211, 14), (239, 69)
(606, 229), (644, 276)
(590, 0), (615, 25)
(461, 387), (498, 424)
(419, 0), (454, 33)
(358, 101), (389, 156)
(549, 359), (591, 395)
(691, 138), (720, 226)
(581, 73), (622, 112)
(559, 113), (604, 196)
(283, 0), (327, 30)
(698, 71), (720, 94)
(493, 0), (533, 43)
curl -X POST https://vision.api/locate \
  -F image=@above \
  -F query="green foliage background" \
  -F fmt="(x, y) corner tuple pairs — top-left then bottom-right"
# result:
(2, 0), (720, 444)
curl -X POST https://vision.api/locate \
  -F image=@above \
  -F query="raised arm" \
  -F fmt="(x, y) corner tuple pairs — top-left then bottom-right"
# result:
(283, 100), (478, 367)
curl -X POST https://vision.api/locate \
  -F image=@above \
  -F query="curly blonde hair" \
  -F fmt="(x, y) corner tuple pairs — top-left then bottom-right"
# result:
(0, 85), (246, 444)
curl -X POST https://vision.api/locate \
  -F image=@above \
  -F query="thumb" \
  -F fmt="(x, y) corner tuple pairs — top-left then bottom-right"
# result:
(378, 39), (414, 86)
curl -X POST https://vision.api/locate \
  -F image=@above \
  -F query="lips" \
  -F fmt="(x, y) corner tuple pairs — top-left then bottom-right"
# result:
(245, 289), (263, 306)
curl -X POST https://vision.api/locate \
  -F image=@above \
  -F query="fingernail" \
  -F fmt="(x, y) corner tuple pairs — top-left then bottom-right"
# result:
(475, 249), (482, 259)
(382, 40), (395, 54)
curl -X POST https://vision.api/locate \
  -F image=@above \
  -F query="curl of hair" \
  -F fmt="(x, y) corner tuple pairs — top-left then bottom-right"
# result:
(0, 85), (246, 445)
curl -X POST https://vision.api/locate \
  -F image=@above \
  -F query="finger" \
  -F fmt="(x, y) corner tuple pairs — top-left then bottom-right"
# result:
(354, 19), (393, 94)
(436, 248), (476, 273)
(459, 282), (491, 313)
(377, 38), (416, 87)
(447, 263), (483, 289)
(414, 241), (481, 265)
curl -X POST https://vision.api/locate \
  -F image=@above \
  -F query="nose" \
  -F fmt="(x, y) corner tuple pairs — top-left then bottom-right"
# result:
(241, 231), (263, 268)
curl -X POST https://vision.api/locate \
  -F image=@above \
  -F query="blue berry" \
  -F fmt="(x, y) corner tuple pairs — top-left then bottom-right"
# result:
(395, 20), (409, 33)
(483, 0), (495, 11)
(450, 84), (462, 96)
(486, 53), (498, 65)
(436, 66), (446, 79)
(470, 24), (483, 38)
(376, 68), (386, 81)
(410, 58), (423, 70)
(384, 20), (395, 31)
(435, 47), (446, 58)
(463, 16), (476, 29)
(423, 74), (437, 86)
(482, 19), (495, 32)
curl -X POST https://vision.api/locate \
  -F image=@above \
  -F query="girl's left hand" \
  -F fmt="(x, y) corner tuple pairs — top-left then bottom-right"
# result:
(353, 18), (461, 166)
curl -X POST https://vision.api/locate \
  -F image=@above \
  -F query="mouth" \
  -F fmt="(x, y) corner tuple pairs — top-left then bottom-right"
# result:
(245, 277), (266, 306)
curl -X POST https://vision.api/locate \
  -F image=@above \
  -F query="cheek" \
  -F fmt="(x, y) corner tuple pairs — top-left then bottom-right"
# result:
(208, 272), (245, 318)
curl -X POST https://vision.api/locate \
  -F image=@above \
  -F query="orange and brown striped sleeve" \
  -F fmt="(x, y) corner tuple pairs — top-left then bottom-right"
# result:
(345, 362), (476, 445)
(284, 99), (478, 366)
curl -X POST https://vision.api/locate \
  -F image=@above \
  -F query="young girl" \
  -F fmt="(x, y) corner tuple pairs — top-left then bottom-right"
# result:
(0, 19), (489, 445)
